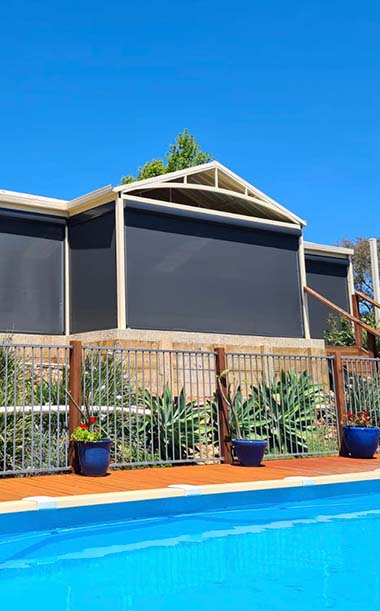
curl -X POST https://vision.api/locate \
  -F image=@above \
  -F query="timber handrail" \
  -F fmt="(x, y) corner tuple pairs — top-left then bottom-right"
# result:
(356, 290), (380, 311)
(304, 286), (380, 339)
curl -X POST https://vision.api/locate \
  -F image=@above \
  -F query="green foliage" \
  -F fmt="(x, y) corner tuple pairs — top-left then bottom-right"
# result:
(121, 129), (212, 184)
(166, 129), (212, 173)
(136, 385), (209, 462)
(0, 345), (26, 406)
(120, 444), (164, 468)
(121, 159), (166, 184)
(339, 238), (380, 309)
(345, 372), (380, 417)
(83, 351), (133, 407)
(71, 426), (102, 442)
(323, 313), (379, 349)
(323, 314), (356, 346)
(0, 411), (69, 473)
(226, 370), (324, 455)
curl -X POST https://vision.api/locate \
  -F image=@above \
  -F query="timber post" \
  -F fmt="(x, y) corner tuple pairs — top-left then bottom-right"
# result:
(215, 346), (233, 465)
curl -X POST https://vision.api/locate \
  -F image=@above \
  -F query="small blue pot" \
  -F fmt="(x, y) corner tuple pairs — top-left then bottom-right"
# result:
(76, 439), (111, 476)
(232, 439), (268, 467)
(343, 426), (379, 459)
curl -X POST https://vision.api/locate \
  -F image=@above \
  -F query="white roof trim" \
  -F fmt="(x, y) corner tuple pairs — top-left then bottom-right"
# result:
(304, 241), (354, 257)
(66, 185), (114, 215)
(0, 188), (67, 209)
(213, 162), (306, 226)
(113, 161), (218, 192)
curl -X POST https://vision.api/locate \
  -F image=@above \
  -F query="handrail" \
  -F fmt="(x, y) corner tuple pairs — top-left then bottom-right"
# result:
(356, 290), (380, 311)
(304, 286), (380, 339)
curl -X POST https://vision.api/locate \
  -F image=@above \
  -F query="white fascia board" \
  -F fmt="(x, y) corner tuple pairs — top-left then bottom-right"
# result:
(304, 241), (354, 257)
(114, 161), (218, 193)
(212, 162), (307, 227)
(0, 189), (67, 215)
(66, 184), (114, 215)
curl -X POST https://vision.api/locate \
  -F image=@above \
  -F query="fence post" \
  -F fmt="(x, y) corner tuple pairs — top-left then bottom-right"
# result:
(367, 331), (378, 358)
(351, 294), (363, 351)
(215, 347), (233, 465)
(329, 350), (349, 456)
(69, 340), (82, 472)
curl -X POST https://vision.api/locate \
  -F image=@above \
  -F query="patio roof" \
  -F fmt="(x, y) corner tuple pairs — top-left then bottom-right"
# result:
(117, 161), (306, 227)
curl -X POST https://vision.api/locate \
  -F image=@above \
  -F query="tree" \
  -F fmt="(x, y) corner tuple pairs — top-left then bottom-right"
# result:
(121, 129), (212, 184)
(338, 237), (380, 309)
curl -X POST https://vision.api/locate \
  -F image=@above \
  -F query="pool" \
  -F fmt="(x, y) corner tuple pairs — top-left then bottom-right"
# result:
(1, 479), (380, 610)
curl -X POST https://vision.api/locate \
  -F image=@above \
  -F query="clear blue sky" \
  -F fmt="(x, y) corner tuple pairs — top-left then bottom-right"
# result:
(1, 1), (379, 243)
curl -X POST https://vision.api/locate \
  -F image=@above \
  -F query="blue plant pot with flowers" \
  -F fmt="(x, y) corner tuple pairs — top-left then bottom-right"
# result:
(343, 410), (379, 458)
(76, 438), (112, 476)
(71, 415), (111, 476)
(343, 426), (379, 459)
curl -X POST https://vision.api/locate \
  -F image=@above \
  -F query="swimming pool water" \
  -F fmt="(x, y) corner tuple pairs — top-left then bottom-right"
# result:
(1, 484), (380, 610)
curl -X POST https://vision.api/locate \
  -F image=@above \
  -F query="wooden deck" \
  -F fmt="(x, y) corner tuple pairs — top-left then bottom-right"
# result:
(0, 456), (379, 502)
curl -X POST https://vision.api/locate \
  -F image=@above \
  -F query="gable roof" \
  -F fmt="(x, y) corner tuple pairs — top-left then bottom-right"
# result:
(115, 161), (306, 227)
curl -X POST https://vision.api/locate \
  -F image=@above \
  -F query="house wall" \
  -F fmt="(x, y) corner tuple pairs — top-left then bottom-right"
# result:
(69, 202), (117, 333)
(0, 209), (65, 334)
(124, 201), (304, 338)
(305, 254), (350, 339)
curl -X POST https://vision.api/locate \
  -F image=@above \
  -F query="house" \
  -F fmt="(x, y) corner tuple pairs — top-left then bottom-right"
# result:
(0, 162), (353, 347)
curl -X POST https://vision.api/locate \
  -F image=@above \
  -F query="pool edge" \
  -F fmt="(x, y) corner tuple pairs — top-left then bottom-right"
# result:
(1, 468), (380, 514)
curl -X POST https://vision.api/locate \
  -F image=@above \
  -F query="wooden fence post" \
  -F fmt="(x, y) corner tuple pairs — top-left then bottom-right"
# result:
(367, 331), (378, 358)
(328, 350), (349, 456)
(351, 294), (363, 351)
(215, 346), (233, 465)
(69, 340), (82, 472)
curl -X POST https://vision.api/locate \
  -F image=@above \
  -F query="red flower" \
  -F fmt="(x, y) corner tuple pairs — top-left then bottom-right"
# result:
(89, 417), (97, 424)
(80, 423), (89, 429)
(363, 411), (369, 416)
(347, 412), (353, 418)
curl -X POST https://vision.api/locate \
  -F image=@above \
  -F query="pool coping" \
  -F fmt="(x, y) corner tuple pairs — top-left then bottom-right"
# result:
(2, 469), (380, 514)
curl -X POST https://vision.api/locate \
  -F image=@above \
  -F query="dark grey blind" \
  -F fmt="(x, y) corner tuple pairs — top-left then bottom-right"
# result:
(0, 214), (64, 334)
(125, 204), (304, 338)
(69, 204), (117, 333)
(305, 254), (350, 339)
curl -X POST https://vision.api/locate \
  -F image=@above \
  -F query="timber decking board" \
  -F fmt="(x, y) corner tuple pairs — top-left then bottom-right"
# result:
(0, 456), (379, 502)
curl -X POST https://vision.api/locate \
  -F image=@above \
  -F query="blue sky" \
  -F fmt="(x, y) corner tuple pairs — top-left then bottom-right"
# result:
(0, 0), (379, 243)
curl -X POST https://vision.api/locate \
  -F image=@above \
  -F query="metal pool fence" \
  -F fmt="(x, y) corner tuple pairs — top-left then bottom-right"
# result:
(342, 357), (380, 426)
(0, 342), (351, 477)
(0, 343), (70, 475)
(82, 346), (220, 467)
(225, 352), (339, 458)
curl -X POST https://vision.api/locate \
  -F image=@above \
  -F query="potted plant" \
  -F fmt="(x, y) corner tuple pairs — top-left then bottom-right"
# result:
(69, 393), (111, 477)
(343, 410), (379, 458)
(218, 373), (268, 466)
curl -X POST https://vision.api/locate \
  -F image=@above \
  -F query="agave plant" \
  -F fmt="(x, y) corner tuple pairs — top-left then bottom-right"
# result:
(135, 385), (210, 462)
(224, 370), (324, 455)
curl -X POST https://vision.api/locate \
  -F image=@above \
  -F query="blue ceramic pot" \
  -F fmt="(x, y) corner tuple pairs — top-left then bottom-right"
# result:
(76, 439), (111, 476)
(232, 439), (268, 466)
(343, 426), (379, 459)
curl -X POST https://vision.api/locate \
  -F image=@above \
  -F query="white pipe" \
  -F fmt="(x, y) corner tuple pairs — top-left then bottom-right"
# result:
(369, 238), (380, 325)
